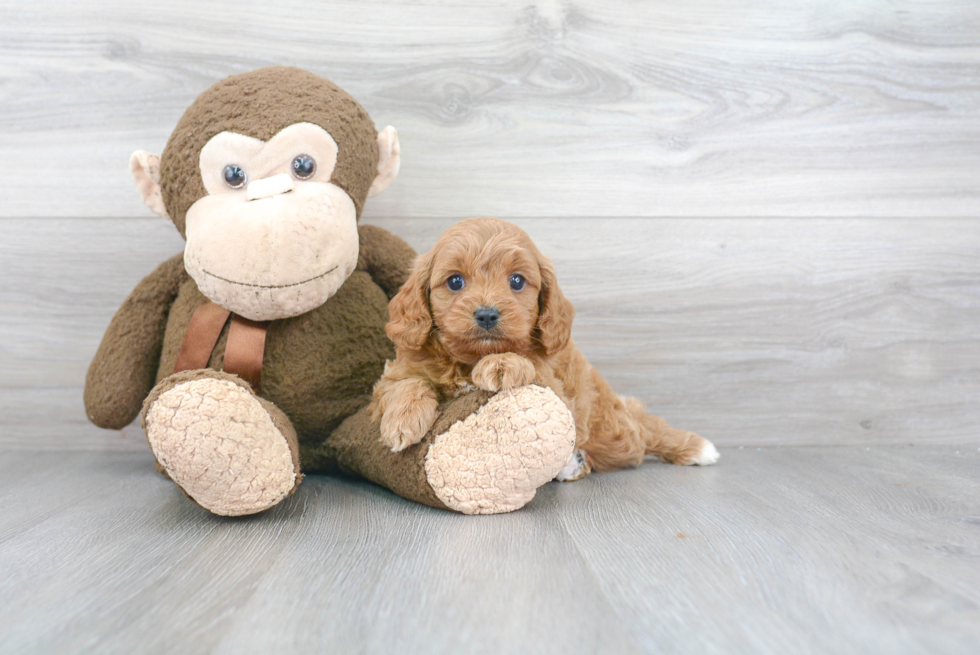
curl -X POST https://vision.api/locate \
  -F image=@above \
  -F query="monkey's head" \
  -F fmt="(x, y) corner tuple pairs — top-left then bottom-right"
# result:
(130, 67), (400, 321)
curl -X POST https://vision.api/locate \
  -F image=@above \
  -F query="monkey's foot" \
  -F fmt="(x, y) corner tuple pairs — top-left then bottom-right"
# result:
(143, 371), (302, 516)
(423, 385), (576, 515)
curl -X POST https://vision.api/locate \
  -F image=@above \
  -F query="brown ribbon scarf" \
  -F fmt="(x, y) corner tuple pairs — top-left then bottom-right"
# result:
(173, 300), (270, 394)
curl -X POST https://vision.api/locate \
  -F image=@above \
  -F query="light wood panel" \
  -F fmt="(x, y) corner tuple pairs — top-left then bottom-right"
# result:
(0, 447), (977, 654)
(553, 445), (980, 655)
(1, 216), (978, 449)
(2, 0), (979, 219)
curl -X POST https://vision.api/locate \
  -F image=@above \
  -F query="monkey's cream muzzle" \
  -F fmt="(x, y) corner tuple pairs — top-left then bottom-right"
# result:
(183, 181), (359, 321)
(180, 124), (359, 321)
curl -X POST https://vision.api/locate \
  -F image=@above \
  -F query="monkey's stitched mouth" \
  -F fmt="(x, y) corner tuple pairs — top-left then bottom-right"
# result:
(201, 265), (338, 289)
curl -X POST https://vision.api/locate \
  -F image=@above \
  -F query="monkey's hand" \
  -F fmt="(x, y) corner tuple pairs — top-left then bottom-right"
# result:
(372, 377), (439, 452)
(472, 353), (536, 393)
(84, 253), (186, 430)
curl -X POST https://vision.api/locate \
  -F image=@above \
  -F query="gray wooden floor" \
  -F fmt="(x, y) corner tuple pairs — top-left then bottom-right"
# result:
(1, 446), (978, 655)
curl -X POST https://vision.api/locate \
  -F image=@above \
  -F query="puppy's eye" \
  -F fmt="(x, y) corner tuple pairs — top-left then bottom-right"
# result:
(223, 165), (247, 189)
(291, 154), (316, 180)
(509, 274), (526, 291)
(447, 275), (465, 292)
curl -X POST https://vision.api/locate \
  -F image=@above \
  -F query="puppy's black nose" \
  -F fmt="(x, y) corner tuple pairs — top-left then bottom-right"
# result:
(474, 306), (500, 330)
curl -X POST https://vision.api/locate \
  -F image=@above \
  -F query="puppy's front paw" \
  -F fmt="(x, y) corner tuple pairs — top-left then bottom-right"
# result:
(472, 353), (536, 392)
(380, 399), (439, 452)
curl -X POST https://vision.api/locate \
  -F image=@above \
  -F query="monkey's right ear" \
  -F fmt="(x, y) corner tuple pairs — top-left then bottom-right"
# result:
(129, 150), (171, 220)
(367, 126), (401, 197)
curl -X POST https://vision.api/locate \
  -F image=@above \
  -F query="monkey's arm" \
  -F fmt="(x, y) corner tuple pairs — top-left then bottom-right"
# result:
(356, 224), (417, 299)
(84, 253), (187, 430)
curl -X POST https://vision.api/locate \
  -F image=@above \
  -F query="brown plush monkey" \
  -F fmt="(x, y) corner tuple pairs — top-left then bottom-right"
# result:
(85, 67), (575, 516)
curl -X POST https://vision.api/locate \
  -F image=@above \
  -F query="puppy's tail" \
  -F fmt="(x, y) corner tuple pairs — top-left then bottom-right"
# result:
(625, 397), (716, 466)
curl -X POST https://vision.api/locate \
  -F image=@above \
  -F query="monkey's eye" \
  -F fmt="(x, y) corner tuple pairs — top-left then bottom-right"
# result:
(291, 154), (317, 180)
(510, 274), (526, 291)
(447, 275), (465, 292)
(223, 165), (247, 189)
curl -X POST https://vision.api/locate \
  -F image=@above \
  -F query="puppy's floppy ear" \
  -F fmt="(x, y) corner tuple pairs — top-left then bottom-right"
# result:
(536, 257), (575, 354)
(386, 252), (433, 350)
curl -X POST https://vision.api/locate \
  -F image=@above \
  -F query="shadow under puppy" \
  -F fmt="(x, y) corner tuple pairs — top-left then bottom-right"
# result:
(372, 217), (719, 479)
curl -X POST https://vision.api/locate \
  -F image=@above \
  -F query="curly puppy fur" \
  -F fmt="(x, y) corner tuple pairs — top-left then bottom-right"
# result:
(372, 217), (717, 476)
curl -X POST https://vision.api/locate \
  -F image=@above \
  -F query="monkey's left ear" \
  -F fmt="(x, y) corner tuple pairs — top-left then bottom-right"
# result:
(367, 126), (401, 197)
(129, 150), (171, 221)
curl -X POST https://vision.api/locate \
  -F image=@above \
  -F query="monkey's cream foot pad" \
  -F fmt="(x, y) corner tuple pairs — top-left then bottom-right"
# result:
(424, 385), (576, 515)
(144, 378), (298, 516)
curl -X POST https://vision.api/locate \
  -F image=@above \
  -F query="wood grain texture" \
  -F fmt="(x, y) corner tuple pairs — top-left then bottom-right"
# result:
(553, 445), (980, 655)
(0, 447), (977, 654)
(2, 216), (977, 449)
(2, 0), (979, 218)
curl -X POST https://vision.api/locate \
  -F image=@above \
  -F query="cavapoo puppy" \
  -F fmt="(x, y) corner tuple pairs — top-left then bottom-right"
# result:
(372, 217), (719, 480)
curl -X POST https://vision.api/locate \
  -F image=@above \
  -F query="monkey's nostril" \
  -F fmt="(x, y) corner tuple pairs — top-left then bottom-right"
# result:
(474, 306), (500, 330)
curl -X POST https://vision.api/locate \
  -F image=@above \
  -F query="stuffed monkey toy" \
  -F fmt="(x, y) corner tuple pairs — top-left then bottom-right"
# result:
(84, 67), (575, 516)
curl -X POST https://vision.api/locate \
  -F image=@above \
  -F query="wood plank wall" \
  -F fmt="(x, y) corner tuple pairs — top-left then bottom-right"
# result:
(1, 0), (978, 449)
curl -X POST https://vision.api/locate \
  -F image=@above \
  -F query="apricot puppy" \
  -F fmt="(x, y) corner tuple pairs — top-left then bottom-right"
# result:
(372, 217), (719, 479)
